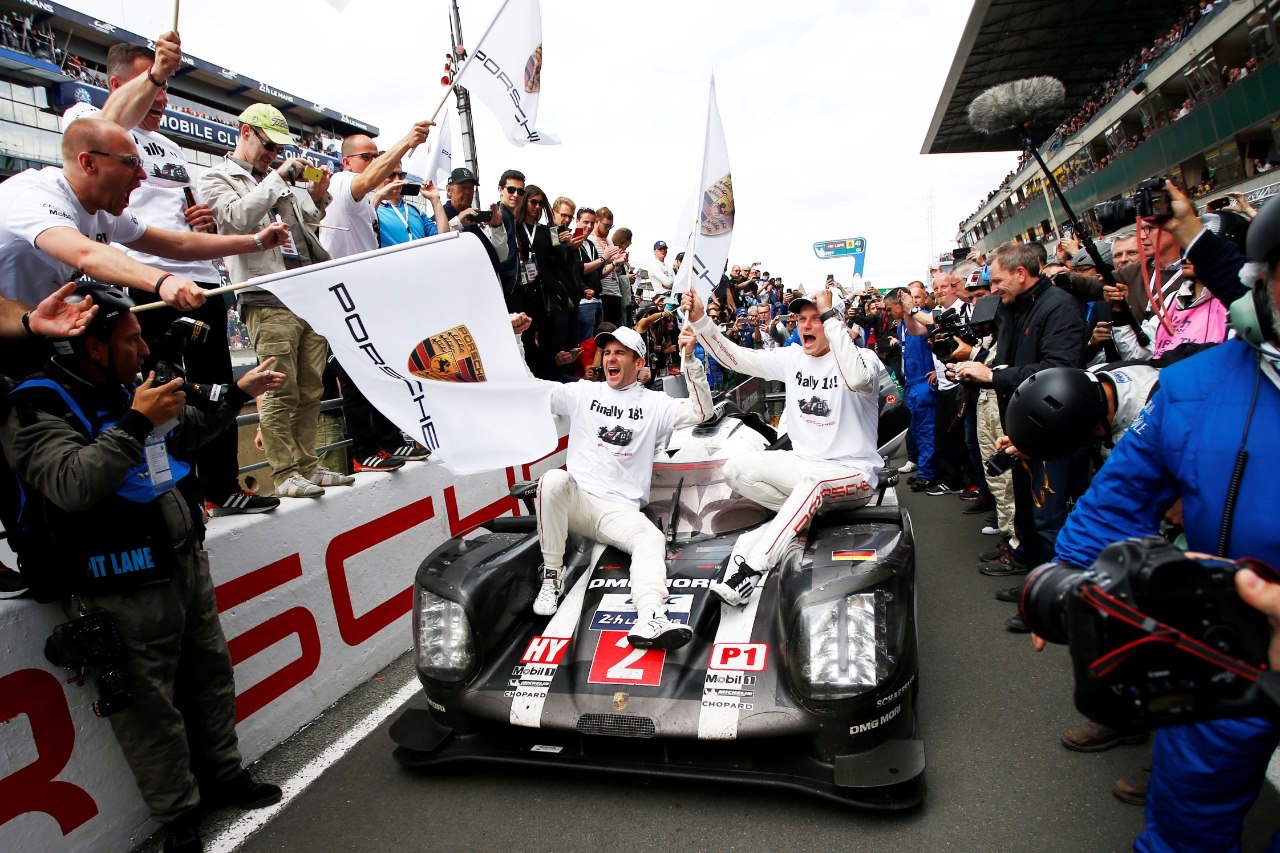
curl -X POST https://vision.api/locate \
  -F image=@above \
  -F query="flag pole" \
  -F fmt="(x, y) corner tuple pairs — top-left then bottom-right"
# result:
(677, 77), (714, 319)
(172, 0), (180, 33)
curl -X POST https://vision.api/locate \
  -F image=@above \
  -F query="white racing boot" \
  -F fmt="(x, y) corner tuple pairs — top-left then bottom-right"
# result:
(532, 566), (564, 616)
(627, 606), (693, 650)
(710, 556), (764, 607)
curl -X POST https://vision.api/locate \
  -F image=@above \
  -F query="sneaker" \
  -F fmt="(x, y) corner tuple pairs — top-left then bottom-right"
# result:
(391, 442), (431, 462)
(0, 565), (28, 594)
(906, 476), (926, 486)
(1061, 721), (1148, 753)
(202, 769), (283, 810)
(908, 479), (935, 492)
(353, 451), (404, 473)
(1112, 768), (1151, 805)
(981, 525), (1003, 535)
(963, 496), (997, 513)
(277, 474), (324, 498)
(979, 541), (1010, 562)
(958, 486), (982, 500)
(206, 490), (280, 517)
(926, 482), (962, 496)
(164, 812), (202, 853)
(311, 468), (355, 487)
(627, 608), (693, 650)
(995, 584), (1023, 603)
(1005, 612), (1030, 632)
(711, 556), (763, 607)
(980, 554), (1029, 576)
(532, 566), (564, 616)
(898, 461), (917, 474)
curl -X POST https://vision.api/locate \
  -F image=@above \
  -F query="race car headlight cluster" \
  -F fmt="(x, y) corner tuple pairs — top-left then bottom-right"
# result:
(794, 591), (893, 701)
(414, 588), (475, 682)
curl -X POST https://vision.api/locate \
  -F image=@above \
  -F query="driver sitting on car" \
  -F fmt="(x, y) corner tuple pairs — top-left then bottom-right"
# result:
(684, 286), (883, 606)
(533, 324), (713, 650)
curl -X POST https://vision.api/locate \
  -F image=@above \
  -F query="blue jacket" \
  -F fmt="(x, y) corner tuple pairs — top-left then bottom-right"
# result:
(1055, 339), (1278, 569)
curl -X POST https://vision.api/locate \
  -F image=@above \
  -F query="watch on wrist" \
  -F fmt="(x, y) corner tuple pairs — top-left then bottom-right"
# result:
(820, 308), (840, 323)
(20, 311), (41, 337)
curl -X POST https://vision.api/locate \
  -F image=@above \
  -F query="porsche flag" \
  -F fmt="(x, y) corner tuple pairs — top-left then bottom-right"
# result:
(258, 232), (557, 474)
(673, 77), (734, 305)
(408, 103), (453, 189)
(454, 0), (560, 146)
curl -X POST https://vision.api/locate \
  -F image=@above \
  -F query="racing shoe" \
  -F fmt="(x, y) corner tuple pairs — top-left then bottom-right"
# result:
(627, 608), (693, 650)
(532, 566), (564, 616)
(711, 556), (763, 607)
(353, 451), (404, 473)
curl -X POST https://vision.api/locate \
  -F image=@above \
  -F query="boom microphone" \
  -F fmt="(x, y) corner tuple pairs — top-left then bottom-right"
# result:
(968, 76), (1066, 135)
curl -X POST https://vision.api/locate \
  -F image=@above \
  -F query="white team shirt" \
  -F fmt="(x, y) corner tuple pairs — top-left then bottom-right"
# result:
(550, 370), (707, 508)
(1092, 362), (1160, 457)
(62, 102), (220, 282)
(693, 314), (883, 479)
(319, 171), (378, 258)
(0, 167), (146, 306)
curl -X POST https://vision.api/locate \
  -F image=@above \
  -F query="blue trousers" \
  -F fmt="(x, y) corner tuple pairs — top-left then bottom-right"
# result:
(1137, 716), (1280, 852)
(905, 381), (936, 481)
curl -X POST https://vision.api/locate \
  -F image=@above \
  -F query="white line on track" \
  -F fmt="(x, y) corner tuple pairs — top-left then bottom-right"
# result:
(206, 676), (420, 853)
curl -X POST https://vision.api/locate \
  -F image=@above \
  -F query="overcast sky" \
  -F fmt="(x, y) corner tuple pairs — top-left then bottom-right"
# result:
(63, 0), (1021, 290)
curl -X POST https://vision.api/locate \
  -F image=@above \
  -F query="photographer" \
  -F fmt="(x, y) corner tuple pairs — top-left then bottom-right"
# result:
(1044, 198), (1280, 851)
(949, 241), (1085, 582)
(0, 285), (286, 852)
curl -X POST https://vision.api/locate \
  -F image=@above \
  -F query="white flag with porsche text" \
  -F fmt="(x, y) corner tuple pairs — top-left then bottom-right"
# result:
(673, 77), (733, 305)
(259, 233), (557, 474)
(408, 104), (453, 190)
(455, 0), (559, 146)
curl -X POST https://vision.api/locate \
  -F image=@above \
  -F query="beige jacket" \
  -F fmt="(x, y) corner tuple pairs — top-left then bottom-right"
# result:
(198, 156), (330, 292)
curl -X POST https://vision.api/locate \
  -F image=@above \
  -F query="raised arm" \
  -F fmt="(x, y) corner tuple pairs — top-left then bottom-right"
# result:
(672, 328), (714, 428)
(98, 31), (181, 130)
(682, 288), (779, 380)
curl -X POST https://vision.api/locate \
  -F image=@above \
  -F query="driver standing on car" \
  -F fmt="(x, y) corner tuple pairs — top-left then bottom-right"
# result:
(683, 287), (883, 606)
(533, 324), (713, 650)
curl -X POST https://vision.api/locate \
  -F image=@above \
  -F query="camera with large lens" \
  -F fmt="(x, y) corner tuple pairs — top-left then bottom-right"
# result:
(1092, 177), (1174, 233)
(1021, 537), (1277, 728)
(151, 317), (230, 405)
(44, 612), (132, 717)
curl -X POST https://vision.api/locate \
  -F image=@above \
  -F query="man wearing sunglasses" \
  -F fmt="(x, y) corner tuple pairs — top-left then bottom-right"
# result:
(494, 169), (526, 304)
(319, 120), (433, 259)
(200, 103), (347, 500)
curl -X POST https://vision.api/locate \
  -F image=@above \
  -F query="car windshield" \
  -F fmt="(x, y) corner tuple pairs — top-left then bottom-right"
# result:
(644, 460), (772, 541)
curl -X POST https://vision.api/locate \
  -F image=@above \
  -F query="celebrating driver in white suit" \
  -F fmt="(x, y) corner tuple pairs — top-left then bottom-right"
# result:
(683, 287), (883, 605)
(533, 324), (713, 650)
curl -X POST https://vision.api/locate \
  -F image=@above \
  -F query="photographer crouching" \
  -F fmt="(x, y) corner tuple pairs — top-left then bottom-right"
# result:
(0, 284), (286, 852)
(1024, 196), (1280, 851)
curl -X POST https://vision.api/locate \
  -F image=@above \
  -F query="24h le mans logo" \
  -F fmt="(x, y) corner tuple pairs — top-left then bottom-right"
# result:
(700, 173), (734, 236)
(408, 325), (487, 382)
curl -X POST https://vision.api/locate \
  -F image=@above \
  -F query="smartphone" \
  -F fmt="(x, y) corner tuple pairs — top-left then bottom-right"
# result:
(573, 225), (586, 239)
(301, 164), (325, 183)
(400, 183), (422, 196)
(1205, 197), (1231, 212)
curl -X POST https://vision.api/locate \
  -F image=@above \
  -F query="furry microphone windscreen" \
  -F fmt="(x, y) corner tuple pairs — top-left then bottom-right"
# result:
(968, 77), (1067, 135)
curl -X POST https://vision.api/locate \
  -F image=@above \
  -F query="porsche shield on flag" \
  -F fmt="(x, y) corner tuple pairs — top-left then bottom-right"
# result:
(674, 78), (733, 305)
(455, 0), (559, 146)
(258, 232), (557, 474)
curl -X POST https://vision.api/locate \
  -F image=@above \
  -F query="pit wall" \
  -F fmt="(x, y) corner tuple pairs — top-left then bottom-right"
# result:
(0, 440), (566, 852)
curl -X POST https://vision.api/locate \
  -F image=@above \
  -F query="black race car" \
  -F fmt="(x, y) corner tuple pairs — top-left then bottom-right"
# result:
(798, 395), (831, 417)
(392, 387), (922, 809)
(597, 425), (633, 446)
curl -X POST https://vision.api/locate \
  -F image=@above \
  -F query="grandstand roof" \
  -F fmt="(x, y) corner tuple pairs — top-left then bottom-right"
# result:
(922, 0), (1197, 155)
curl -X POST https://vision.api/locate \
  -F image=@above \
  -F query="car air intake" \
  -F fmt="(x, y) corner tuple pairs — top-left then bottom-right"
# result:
(576, 714), (657, 738)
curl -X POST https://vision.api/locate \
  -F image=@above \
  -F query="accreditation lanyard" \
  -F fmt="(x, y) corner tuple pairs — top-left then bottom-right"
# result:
(521, 223), (538, 282)
(387, 202), (412, 238)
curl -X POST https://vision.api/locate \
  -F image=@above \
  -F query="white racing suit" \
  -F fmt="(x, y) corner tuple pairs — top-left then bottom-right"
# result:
(537, 354), (712, 614)
(690, 313), (883, 578)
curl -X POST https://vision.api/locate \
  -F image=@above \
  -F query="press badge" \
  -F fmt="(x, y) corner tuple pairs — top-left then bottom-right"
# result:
(524, 257), (539, 282)
(144, 429), (175, 494)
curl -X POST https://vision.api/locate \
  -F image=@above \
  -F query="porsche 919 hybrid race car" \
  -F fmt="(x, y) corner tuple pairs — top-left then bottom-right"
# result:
(391, 373), (922, 809)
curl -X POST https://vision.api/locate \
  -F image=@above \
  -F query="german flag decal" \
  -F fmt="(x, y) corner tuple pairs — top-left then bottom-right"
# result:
(832, 549), (876, 561)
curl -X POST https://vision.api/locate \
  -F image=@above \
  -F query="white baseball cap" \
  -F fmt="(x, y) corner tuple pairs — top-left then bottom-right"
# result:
(594, 326), (647, 360)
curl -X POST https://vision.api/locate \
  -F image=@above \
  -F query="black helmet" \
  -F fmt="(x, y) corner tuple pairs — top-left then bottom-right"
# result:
(1245, 199), (1280, 265)
(1198, 210), (1250, 250)
(1005, 368), (1108, 460)
(65, 283), (135, 340)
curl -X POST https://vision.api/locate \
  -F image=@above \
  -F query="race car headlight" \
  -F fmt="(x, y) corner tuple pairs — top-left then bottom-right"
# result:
(793, 590), (894, 701)
(414, 587), (475, 682)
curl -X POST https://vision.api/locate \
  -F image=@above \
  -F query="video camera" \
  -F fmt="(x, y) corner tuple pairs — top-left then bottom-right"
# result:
(44, 612), (132, 717)
(928, 294), (999, 360)
(1092, 177), (1173, 234)
(151, 317), (230, 404)
(1022, 537), (1279, 729)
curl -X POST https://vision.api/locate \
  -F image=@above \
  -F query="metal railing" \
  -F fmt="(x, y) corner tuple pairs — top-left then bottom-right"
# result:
(234, 396), (352, 476)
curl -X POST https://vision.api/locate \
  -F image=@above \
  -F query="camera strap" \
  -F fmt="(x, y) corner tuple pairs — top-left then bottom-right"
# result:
(1215, 357), (1263, 556)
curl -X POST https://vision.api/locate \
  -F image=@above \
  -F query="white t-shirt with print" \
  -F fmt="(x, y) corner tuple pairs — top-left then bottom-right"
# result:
(319, 170), (378, 259)
(62, 101), (220, 282)
(550, 380), (684, 508)
(0, 166), (146, 305)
